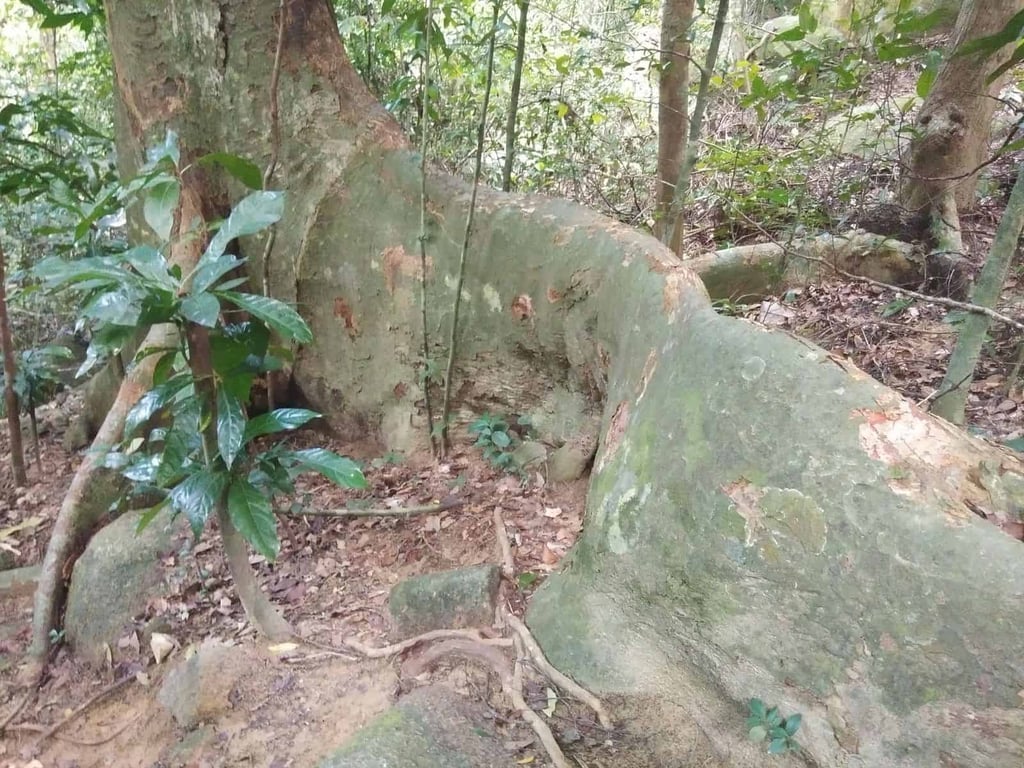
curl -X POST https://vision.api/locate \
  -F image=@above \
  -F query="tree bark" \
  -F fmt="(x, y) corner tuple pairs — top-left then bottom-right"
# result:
(87, 3), (1024, 766)
(901, 0), (1024, 213)
(0, 237), (27, 487)
(655, 0), (694, 242)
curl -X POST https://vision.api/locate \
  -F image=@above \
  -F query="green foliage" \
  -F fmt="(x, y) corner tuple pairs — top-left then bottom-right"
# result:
(468, 412), (528, 473)
(39, 133), (367, 561)
(746, 698), (802, 755)
(0, 344), (71, 415)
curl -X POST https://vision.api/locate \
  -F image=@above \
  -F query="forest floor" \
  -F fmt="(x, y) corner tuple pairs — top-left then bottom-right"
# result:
(0, 405), (722, 768)
(0, 195), (1022, 767)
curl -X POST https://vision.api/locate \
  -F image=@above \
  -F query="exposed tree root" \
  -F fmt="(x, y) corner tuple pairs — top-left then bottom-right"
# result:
(30, 674), (134, 746)
(505, 612), (613, 730)
(9, 712), (141, 746)
(282, 495), (463, 519)
(345, 627), (513, 659)
(403, 636), (570, 768)
(0, 689), (35, 735)
(689, 230), (923, 301)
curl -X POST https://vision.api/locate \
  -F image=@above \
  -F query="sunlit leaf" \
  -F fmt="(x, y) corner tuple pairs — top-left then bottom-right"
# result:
(216, 388), (246, 469)
(143, 179), (179, 241)
(181, 293), (221, 327)
(169, 468), (227, 538)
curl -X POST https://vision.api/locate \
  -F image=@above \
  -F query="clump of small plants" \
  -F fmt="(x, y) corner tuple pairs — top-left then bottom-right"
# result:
(468, 412), (531, 473)
(747, 698), (802, 755)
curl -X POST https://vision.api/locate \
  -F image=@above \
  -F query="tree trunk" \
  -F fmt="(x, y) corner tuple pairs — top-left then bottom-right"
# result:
(501, 0), (529, 193)
(901, 0), (1024, 213)
(655, 0), (694, 242)
(0, 237), (27, 487)
(90, 3), (1024, 766)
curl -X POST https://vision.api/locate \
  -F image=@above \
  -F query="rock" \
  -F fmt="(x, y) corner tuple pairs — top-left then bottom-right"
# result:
(388, 565), (500, 640)
(548, 435), (596, 483)
(64, 510), (188, 665)
(0, 548), (15, 571)
(318, 685), (509, 768)
(0, 564), (41, 598)
(511, 440), (547, 472)
(157, 640), (249, 728)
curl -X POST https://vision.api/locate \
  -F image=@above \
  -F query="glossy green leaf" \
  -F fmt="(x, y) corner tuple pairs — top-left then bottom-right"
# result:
(216, 292), (313, 343)
(123, 245), (175, 289)
(196, 152), (263, 190)
(768, 738), (788, 755)
(748, 726), (767, 743)
(244, 408), (321, 443)
(124, 373), (191, 437)
(288, 447), (367, 489)
(203, 190), (284, 262)
(216, 388), (246, 469)
(491, 430), (512, 448)
(153, 349), (181, 386)
(169, 468), (228, 538)
(190, 252), (244, 296)
(181, 293), (221, 327)
(143, 179), (179, 241)
(156, 428), (195, 487)
(227, 478), (279, 560)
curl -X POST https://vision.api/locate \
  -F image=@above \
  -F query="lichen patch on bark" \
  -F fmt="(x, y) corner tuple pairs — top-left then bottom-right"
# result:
(380, 245), (426, 295)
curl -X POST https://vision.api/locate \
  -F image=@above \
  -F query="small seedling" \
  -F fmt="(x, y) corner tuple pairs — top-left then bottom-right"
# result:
(468, 412), (519, 472)
(747, 698), (801, 755)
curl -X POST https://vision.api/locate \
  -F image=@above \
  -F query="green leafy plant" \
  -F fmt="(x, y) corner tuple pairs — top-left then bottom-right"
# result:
(468, 412), (529, 473)
(0, 344), (74, 462)
(37, 133), (367, 564)
(747, 698), (802, 755)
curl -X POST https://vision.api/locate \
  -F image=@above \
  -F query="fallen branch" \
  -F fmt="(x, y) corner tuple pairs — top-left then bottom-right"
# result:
(798, 252), (1024, 333)
(283, 495), (463, 519)
(505, 612), (613, 730)
(493, 506), (515, 579)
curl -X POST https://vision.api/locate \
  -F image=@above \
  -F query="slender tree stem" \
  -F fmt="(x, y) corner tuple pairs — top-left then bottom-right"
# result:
(419, 0), (438, 454)
(0, 237), (27, 486)
(440, 1), (500, 455)
(502, 0), (529, 192)
(932, 162), (1024, 424)
(260, 0), (288, 412)
(666, 0), (729, 252)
